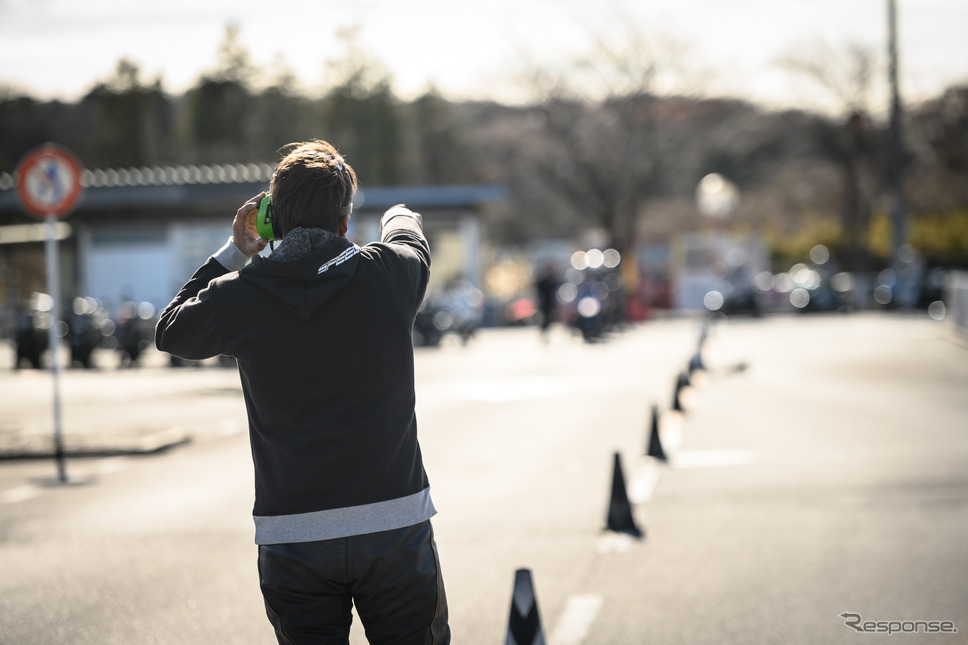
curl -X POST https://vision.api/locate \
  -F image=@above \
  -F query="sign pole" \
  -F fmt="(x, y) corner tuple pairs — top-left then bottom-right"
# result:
(15, 143), (84, 484)
(44, 214), (68, 482)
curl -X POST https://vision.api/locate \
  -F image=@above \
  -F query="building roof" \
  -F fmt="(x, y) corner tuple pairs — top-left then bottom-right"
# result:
(0, 163), (507, 221)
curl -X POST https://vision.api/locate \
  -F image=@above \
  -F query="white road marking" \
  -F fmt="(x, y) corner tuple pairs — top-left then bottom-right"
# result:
(1, 484), (40, 504)
(671, 450), (756, 468)
(550, 594), (604, 645)
(659, 411), (686, 453)
(595, 532), (635, 554)
(456, 376), (568, 402)
(629, 461), (662, 504)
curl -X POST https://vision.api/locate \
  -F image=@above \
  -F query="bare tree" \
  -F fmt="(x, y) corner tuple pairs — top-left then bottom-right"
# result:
(779, 41), (883, 270)
(516, 27), (697, 256)
(779, 41), (878, 116)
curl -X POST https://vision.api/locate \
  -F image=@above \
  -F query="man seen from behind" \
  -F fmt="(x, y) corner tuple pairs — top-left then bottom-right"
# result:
(155, 140), (450, 645)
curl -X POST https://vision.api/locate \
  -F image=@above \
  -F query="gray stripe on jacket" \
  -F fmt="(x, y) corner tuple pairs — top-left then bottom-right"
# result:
(253, 487), (437, 545)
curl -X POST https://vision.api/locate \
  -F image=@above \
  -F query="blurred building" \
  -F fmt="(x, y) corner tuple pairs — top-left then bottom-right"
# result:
(671, 231), (769, 312)
(0, 164), (506, 313)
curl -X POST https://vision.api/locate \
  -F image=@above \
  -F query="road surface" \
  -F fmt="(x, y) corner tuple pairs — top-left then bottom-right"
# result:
(1, 313), (966, 644)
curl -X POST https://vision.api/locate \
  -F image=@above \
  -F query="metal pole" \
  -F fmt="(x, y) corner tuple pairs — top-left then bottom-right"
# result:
(44, 214), (67, 483)
(887, 0), (909, 262)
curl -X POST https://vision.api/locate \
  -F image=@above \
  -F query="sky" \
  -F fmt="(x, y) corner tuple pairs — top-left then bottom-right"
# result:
(0, 0), (965, 114)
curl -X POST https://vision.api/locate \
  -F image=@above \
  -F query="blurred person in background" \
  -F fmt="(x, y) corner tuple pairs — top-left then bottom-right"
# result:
(155, 140), (449, 644)
(535, 262), (560, 337)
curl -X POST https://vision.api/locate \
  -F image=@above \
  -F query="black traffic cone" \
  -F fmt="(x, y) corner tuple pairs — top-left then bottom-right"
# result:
(671, 370), (690, 412)
(646, 404), (668, 462)
(693, 322), (710, 372)
(688, 349), (705, 375)
(698, 320), (710, 345)
(505, 568), (545, 645)
(605, 452), (644, 538)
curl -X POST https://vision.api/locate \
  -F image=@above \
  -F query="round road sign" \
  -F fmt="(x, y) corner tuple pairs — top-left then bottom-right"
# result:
(15, 143), (84, 218)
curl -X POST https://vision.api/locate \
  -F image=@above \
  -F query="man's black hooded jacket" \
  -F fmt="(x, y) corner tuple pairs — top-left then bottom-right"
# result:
(155, 210), (435, 544)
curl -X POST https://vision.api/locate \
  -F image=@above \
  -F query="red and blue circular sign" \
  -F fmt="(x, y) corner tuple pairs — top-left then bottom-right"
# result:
(15, 143), (84, 218)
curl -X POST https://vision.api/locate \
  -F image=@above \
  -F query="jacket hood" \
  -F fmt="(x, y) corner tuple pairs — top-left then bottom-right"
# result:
(240, 228), (361, 320)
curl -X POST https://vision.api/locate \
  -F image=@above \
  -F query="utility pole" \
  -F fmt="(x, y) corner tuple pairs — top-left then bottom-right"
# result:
(887, 0), (909, 264)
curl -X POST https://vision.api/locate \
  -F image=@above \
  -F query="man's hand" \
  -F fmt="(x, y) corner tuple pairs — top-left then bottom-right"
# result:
(233, 192), (270, 257)
(380, 204), (422, 235)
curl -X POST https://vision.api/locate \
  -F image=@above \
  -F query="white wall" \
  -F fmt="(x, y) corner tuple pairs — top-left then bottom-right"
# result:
(78, 226), (170, 311)
(77, 220), (232, 311)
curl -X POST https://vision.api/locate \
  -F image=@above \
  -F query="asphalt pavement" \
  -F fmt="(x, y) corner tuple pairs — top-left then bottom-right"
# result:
(0, 346), (235, 459)
(1, 312), (966, 644)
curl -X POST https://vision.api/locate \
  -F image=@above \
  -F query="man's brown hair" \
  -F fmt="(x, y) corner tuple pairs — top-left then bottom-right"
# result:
(269, 140), (357, 237)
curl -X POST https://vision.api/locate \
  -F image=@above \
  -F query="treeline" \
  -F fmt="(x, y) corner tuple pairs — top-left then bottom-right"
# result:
(1, 27), (966, 269)
(0, 56), (480, 188)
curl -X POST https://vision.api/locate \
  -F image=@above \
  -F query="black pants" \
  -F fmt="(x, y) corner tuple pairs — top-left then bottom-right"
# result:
(258, 520), (450, 645)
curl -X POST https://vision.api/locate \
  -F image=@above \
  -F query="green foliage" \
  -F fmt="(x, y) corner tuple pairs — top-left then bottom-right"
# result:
(769, 210), (968, 270)
(254, 85), (313, 154)
(0, 95), (45, 171)
(308, 26), (404, 184)
(868, 210), (968, 267)
(83, 58), (172, 167)
(317, 77), (401, 184)
(210, 24), (254, 86)
(408, 89), (479, 185)
(914, 211), (968, 265)
(767, 215), (843, 269)
(315, 31), (404, 185)
(185, 78), (251, 162)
